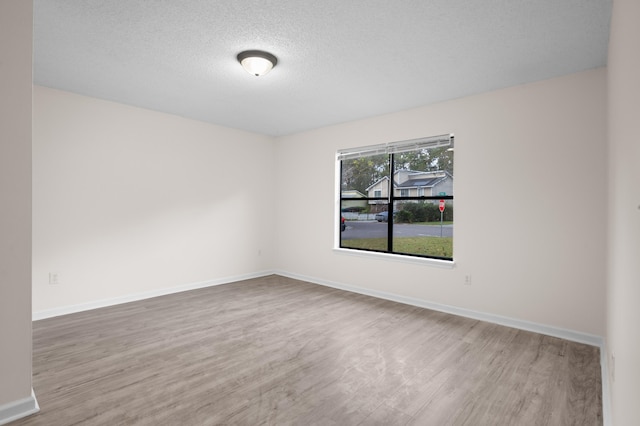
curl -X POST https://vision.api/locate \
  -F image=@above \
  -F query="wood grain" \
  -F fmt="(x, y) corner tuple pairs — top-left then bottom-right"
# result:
(13, 275), (602, 425)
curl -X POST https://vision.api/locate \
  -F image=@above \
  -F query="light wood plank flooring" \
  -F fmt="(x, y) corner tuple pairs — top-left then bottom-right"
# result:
(14, 275), (602, 425)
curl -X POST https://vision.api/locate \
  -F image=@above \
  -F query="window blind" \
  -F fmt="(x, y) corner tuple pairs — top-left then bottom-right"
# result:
(336, 134), (453, 161)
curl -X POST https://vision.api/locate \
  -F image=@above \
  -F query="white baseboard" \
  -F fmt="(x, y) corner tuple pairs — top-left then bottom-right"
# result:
(275, 270), (611, 425)
(0, 389), (39, 426)
(29, 268), (611, 425)
(600, 341), (612, 426)
(33, 270), (275, 321)
(35, 268), (602, 345)
(276, 270), (603, 346)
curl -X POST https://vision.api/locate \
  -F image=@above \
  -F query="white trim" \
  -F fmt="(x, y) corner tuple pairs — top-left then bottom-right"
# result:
(600, 341), (612, 426)
(33, 270), (275, 320)
(333, 247), (455, 269)
(0, 389), (39, 425)
(275, 270), (602, 347)
(27, 270), (610, 424)
(335, 159), (343, 246)
(276, 270), (611, 423)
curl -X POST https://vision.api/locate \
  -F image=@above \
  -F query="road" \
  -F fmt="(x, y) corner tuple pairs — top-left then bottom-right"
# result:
(342, 220), (453, 239)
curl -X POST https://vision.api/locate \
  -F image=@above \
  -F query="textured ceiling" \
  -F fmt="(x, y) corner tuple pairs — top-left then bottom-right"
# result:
(34, 0), (612, 136)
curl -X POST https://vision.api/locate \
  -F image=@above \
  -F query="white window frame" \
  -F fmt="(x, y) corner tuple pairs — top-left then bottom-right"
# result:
(335, 134), (455, 266)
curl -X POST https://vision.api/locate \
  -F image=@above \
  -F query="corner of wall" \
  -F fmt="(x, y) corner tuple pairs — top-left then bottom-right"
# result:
(0, 390), (39, 426)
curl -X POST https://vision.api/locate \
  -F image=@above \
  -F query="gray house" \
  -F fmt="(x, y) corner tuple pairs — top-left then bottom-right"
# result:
(366, 170), (453, 202)
(394, 170), (453, 198)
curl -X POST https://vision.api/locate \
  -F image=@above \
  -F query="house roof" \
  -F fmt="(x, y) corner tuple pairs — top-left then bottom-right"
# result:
(341, 190), (366, 198)
(394, 169), (452, 188)
(396, 177), (445, 188)
(366, 170), (452, 191)
(365, 176), (389, 191)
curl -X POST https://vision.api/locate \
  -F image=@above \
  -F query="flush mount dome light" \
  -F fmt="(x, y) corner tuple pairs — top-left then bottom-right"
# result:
(237, 50), (278, 76)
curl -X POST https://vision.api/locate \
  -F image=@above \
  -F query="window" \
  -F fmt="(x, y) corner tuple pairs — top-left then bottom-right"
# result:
(338, 134), (454, 261)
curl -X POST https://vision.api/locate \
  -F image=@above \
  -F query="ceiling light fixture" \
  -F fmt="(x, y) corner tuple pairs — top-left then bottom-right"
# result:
(237, 50), (278, 77)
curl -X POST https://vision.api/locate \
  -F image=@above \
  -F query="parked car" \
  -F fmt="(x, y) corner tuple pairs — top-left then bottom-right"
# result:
(375, 211), (390, 222)
(341, 216), (346, 232)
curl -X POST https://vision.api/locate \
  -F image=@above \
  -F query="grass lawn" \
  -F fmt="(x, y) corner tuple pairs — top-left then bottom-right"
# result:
(342, 236), (453, 258)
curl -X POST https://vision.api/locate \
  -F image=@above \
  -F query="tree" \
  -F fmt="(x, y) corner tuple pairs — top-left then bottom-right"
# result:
(394, 147), (453, 175)
(341, 154), (389, 194)
(341, 147), (453, 195)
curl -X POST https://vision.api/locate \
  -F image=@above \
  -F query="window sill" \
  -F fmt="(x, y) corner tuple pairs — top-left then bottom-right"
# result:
(332, 247), (455, 269)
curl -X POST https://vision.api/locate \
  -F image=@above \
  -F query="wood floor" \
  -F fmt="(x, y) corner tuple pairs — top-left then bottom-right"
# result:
(14, 275), (602, 425)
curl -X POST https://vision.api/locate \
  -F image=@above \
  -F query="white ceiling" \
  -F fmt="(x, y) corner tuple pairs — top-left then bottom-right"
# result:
(33, 0), (612, 137)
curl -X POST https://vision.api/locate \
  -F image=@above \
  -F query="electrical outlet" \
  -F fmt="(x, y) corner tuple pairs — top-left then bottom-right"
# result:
(464, 274), (472, 285)
(49, 273), (59, 285)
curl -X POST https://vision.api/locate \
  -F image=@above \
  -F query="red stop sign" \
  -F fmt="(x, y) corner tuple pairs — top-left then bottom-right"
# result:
(439, 200), (445, 212)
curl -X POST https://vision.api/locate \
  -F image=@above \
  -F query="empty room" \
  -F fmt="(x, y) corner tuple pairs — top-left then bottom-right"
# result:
(1, 0), (638, 425)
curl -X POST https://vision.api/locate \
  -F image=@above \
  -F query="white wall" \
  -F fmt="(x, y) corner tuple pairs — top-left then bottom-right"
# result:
(32, 70), (608, 348)
(607, 0), (640, 423)
(29, 43), (615, 421)
(275, 68), (607, 337)
(0, 0), (34, 414)
(32, 87), (275, 313)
